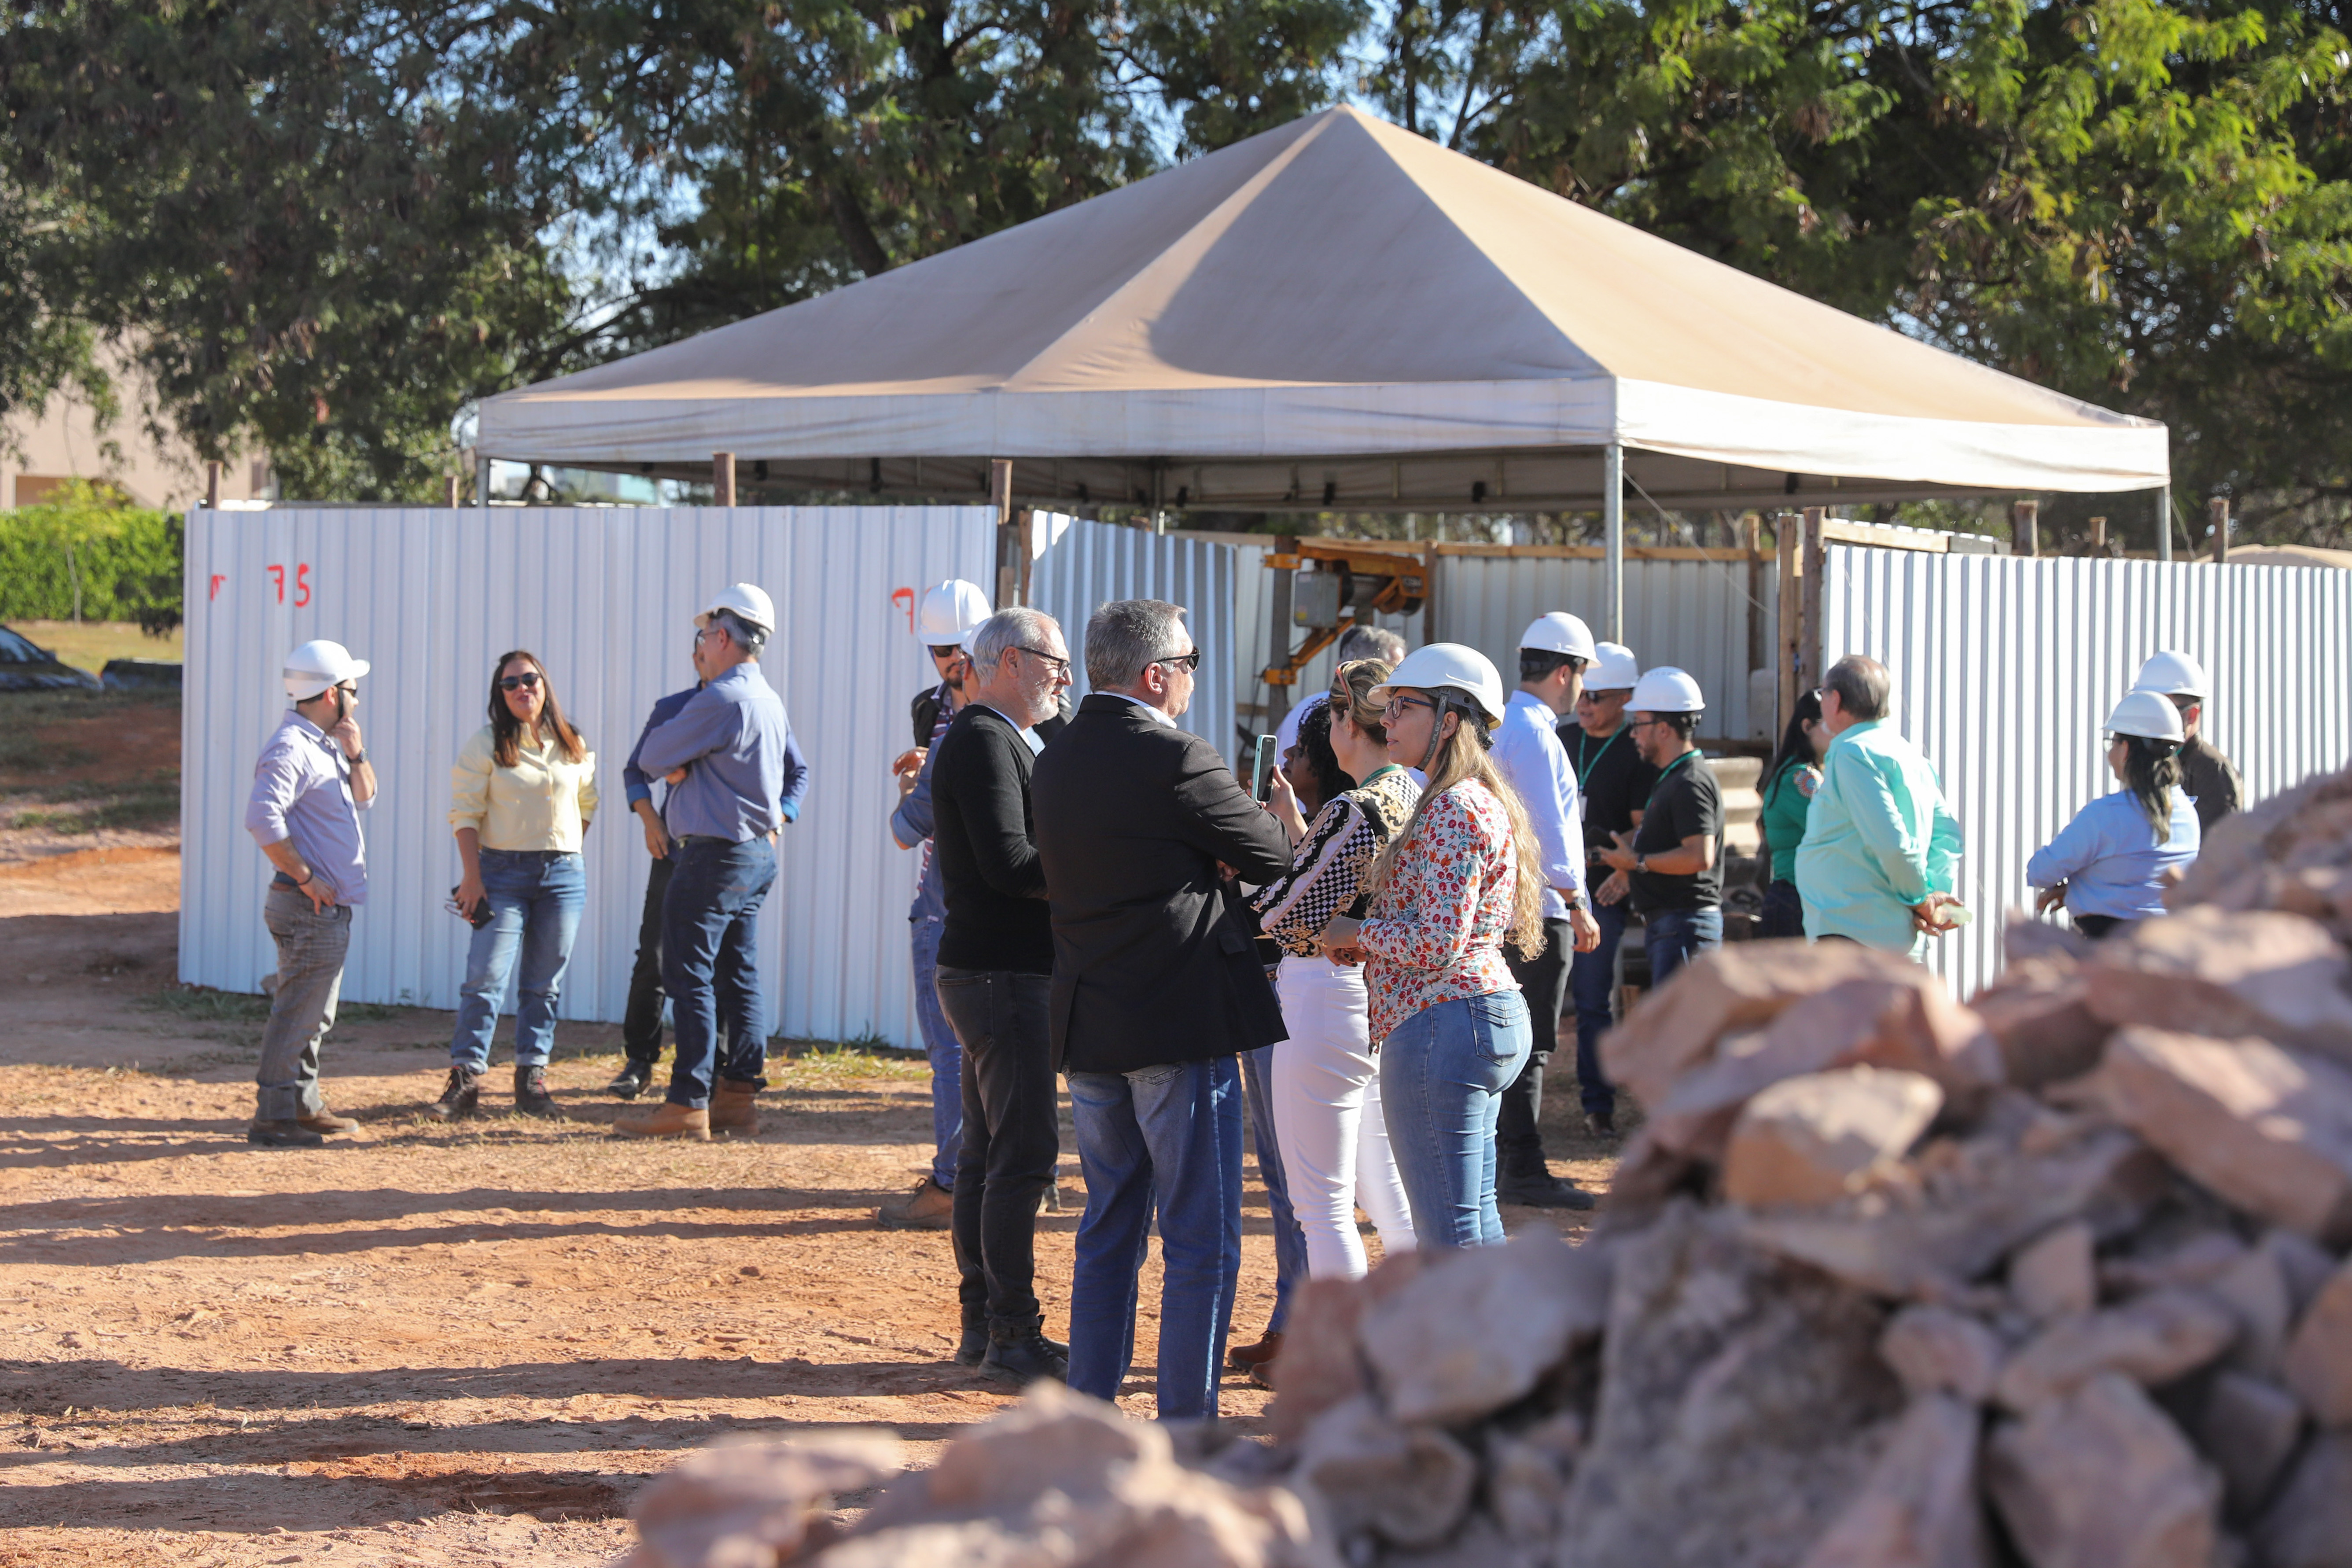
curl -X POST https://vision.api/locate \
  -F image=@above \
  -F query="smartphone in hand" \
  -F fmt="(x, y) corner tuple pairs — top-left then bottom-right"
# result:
(1250, 733), (1278, 802)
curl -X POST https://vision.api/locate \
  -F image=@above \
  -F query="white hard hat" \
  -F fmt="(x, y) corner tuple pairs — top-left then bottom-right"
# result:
(2131, 649), (2208, 700)
(1369, 643), (1509, 729)
(697, 582), (776, 635)
(917, 579), (991, 643)
(1518, 612), (1597, 663)
(283, 639), (369, 701)
(1586, 642), (1640, 691)
(2107, 689), (2186, 744)
(1628, 666), (1705, 714)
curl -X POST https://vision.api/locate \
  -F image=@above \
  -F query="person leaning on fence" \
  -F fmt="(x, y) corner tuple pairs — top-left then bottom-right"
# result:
(2027, 690), (2201, 941)
(607, 647), (706, 1102)
(241, 640), (376, 1148)
(929, 607), (1075, 1384)
(1794, 655), (1965, 954)
(1030, 599), (1294, 1423)
(426, 651), (598, 1123)
(2131, 649), (2243, 834)
(1593, 667), (1724, 987)
(1757, 688), (1829, 939)
(1320, 644), (1545, 1251)
(616, 583), (811, 1141)
(1557, 641), (1652, 1137)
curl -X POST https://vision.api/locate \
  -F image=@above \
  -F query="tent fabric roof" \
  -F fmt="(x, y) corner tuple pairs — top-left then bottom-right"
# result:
(480, 107), (2166, 509)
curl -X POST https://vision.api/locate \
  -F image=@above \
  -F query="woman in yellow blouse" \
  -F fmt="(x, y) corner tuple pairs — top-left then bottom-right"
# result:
(425, 651), (597, 1120)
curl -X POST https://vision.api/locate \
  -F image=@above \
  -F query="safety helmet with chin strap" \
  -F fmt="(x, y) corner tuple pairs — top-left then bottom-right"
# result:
(1368, 643), (1508, 771)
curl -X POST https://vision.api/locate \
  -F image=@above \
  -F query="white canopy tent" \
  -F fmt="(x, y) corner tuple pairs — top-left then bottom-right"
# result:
(479, 105), (2170, 626)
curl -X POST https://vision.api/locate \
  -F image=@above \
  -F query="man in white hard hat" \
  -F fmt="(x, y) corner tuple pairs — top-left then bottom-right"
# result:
(1273, 624), (1408, 756)
(618, 583), (810, 1140)
(1593, 666), (1724, 987)
(1794, 655), (1964, 955)
(241, 639), (377, 1148)
(1488, 613), (1604, 1209)
(1557, 640), (1650, 1136)
(2131, 649), (2242, 832)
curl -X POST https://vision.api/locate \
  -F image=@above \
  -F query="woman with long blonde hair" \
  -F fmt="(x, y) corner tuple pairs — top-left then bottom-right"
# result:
(1319, 644), (1547, 1248)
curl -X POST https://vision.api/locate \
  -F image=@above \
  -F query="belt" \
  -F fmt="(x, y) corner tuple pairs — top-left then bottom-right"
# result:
(673, 833), (744, 847)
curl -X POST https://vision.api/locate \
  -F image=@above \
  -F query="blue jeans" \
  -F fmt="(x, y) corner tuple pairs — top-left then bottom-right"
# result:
(1568, 900), (1628, 1121)
(1066, 1057), (1245, 1422)
(1379, 991), (1532, 1249)
(449, 850), (585, 1071)
(1645, 906), (1724, 990)
(911, 915), (962, 1190)
(1759, 880), (1806, 939)
(660, 836), (777, 1108)
(1239, 1041), (1305, 1335)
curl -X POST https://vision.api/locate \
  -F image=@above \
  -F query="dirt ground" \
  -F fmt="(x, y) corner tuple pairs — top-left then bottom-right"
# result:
(0, 698), (1619, 1568)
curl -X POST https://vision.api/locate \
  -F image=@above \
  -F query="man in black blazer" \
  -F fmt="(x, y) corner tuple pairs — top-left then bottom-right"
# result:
(1030, 599), (1294, 1422)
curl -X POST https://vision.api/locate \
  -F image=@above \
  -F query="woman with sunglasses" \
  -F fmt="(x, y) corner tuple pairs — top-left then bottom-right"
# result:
(1251, 660), (1421, 1285)
(2026, 691), (2200, 939)
(427, 651), (599, 1120)
(1318, 645), (1548, 1249)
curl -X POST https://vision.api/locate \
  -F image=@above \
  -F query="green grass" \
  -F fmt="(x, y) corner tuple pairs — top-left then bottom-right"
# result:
(767, 1036), (933, 1087)
(8, 769), (179, 832)
(137, 985), (409, 1027)
(7, 619), (182, 674)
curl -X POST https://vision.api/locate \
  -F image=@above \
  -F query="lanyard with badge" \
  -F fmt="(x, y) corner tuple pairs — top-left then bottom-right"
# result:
(1572, 727), (1627, 822)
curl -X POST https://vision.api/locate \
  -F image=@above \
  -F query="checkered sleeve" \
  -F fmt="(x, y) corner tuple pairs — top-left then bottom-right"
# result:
(1249, 797), (1379, 957)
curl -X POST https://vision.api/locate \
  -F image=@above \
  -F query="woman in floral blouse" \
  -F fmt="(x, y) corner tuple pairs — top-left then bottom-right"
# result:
(1251, 661), (1421, 1280)
(1321, 644), (1548, 1248)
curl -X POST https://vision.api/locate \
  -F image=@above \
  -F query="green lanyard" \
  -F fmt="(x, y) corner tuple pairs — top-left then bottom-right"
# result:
(1644, 747), (1697, 810)
(1572, 726), (1626, 789)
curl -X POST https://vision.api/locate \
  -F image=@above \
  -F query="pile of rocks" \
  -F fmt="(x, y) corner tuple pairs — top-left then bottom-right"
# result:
(622, 765), (2352, 1568)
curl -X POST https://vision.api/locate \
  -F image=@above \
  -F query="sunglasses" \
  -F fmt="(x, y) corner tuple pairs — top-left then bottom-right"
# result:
(498, 672), (544, 692)
(1012, 645), (1071, 677)
(928, 644), (963, 661)
(1155, 649), (1202, 674)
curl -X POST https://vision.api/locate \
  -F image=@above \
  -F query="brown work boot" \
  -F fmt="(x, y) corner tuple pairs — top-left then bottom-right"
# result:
(612, 1101), (711, 1141)
(297, 1110), (358, 1135)
(708, 1078), (762, 1135)
(1226, 1328), (1282, 1372)
(878, 1176), (955, 1230)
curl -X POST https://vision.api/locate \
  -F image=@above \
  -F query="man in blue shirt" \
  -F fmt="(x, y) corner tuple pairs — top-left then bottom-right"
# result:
(606, 653), (704, 1101)
(242, 639), (377, 1148)
(617, 584), (811, 1140)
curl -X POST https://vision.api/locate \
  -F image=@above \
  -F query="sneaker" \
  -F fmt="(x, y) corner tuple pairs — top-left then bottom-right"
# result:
(247, 1119), (324, 1148)
(296, 1110), (358, 1135)
(613, 1101), (711, 1141)
(1497, 1170), (1597, 1210)
(1226, 1329), (1282, 1371)
(607, 1061), (656, 1100)
(879, 1177), (955, 1231)
(513, 1064), (562, 1119)
(979, 1317), (1068, 1385)
(709, 1078), (762, 1135)
(422, 1067), (481, 1123)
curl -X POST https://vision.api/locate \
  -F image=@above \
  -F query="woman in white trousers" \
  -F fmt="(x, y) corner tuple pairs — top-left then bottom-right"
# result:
(1253, 661), (1420, 1278)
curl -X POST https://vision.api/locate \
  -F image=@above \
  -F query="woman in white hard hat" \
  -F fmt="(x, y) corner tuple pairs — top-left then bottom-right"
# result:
(2026, 690), (2201, 939)
(1251, 659), (1421, 1288)
(1318, 644), (1548, 1249)
(427, 651), (598, 1120)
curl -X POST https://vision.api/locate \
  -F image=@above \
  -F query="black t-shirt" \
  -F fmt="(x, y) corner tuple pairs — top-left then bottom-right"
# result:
(1628, 751), (1723, 912)
(1560, 721), (1659, 865)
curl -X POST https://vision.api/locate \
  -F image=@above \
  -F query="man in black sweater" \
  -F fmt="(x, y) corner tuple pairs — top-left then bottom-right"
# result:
(1031, 600), (1295, 1422)
(929, 605), (1074, 1384)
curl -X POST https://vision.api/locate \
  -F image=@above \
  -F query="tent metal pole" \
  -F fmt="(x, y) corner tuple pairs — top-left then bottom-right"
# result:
(1602, 443), (1624, 643)
(2155, 487), (2172, 563)
(477, 456), (492, 510)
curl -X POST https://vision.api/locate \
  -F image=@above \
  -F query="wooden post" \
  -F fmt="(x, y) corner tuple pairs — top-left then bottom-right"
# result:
(1268, 534), (1299, 689)
(1776, 512), (1800, 733)
(1743, 513), (1765, 688)
(2209, 496), (2231, 563)
(2011, 498), (2039, 558)
(1800, 507), (1826, 715)
(204, 460), (222, 509)
(2088, 515), (2107, 556)
(990, 459), (1017, 608)
(1015, 506), (1034, 609)
(713, 451), (736, 507)
(443, 475), (461, 508)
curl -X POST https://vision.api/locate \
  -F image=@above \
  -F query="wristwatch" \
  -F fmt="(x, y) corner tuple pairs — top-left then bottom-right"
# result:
(348, 750), (368, 765)
(1634, 855), (1649, 874)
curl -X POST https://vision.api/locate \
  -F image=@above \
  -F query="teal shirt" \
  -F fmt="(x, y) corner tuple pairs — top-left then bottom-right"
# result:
(1794, 720), (1962, 955)
(1760, 759), (1821, 876)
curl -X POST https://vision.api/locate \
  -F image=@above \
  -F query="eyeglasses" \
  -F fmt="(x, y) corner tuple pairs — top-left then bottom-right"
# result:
(498, 672), (544, 692)
(1154, 649), (1202, 674)
(1381, 694), (1436, 720)
(1012, 645), (1071, 678)
(928, 644), (962, 661)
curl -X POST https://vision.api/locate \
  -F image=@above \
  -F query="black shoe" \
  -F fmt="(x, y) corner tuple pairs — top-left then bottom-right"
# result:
(1497, 1171), (1597, 1210)
(1585, 1110), (1617, 1137)
(422, 1066), (481, 1123)
(607, 1061), (655, 1100)
(514, 1064), (561, 1119)
(979, 1317), (1069, 1385)
(247, 1119), (325, 1148)
(955, 1306), (988, 1367)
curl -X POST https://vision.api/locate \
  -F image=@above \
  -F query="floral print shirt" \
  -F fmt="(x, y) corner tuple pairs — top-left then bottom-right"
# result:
(1359, 780), (1522, 1042)
(1250, 766), (1421, 958)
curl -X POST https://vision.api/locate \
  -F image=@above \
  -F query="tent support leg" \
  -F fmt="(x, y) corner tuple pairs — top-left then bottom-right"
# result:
(2155, 487), (2172, 563)
(477, 457), (491, 510)
(1603, 443), (1624, 644)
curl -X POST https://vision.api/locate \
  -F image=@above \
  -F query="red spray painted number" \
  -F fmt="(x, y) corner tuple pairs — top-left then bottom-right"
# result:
(892, 586), (915, 634)
(267, 565), (284, 603)
(260, 563), (314, 605)
(209, 574), (226, 602)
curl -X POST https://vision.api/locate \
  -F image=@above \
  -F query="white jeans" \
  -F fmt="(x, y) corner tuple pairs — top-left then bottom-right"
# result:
(1272, 955), (1418, 1278)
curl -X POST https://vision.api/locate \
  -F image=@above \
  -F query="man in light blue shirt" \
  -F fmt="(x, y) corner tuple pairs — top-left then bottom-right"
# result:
(618, 584), (808, 1140)
(1489, 613), (1603, 1209)
(1795, 655), (1965, 955)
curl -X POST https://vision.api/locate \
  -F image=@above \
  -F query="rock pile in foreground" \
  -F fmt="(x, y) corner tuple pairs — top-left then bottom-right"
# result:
(620, 766), (2352, 1568)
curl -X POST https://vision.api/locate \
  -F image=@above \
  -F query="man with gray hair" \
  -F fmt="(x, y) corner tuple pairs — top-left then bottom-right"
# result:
(928, 606), (1074, 1382)
(1794, 654), (1964, 954)
(1275, 623), (1408, 755)
(1033, 599), (1295, 1422)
